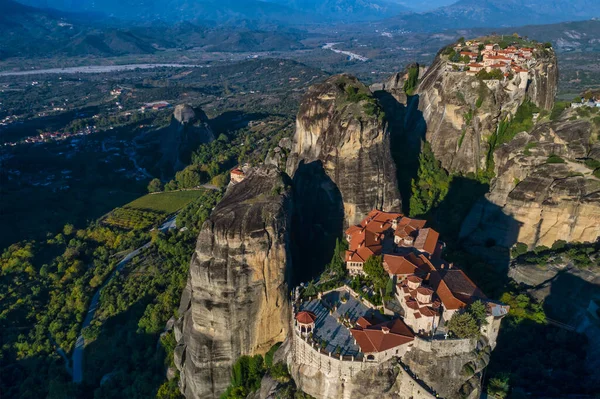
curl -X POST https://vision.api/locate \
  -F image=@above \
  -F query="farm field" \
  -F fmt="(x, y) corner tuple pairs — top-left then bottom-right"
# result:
(125, 190), (206, 213)
(103, 190), (206, 230)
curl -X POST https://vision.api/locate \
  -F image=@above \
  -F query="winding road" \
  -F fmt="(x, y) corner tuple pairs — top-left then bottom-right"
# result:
(71, 216), (177, 383)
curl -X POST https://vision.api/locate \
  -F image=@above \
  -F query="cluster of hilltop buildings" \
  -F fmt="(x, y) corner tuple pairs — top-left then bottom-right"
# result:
(343, 210), (507, 338)
(292, 210), (508, 377)
(571, 97), (600, 108)
(449, 39), (535, 81)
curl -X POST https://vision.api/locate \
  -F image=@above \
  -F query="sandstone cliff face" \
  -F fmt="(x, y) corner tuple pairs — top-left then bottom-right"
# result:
(401, 341), (491, 399)
(461, 109), (600, 257)
(286, 74), (401, 227)
(174, 166), (292, 399)
(413, 47), (558, 174)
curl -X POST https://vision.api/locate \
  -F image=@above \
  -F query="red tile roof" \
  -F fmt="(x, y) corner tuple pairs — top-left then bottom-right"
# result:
(295, 311), (317, 325)
(394, 217), (427, 238)
(345, 210), (402, 263)
(350, 319), (414, 353)
(428, 268), (486, 310)
(414, 228), (439, 255)
(383, 254), (420, 275)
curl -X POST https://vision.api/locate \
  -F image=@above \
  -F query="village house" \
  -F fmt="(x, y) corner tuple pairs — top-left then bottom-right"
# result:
(460, 51), (478, 62)
(450, 37), (536, 82)
(467, 63), (484, 75)
(230, 167), (246, 184)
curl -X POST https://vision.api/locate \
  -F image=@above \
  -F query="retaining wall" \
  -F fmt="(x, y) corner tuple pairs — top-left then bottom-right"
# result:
(412, 336), (476, 356)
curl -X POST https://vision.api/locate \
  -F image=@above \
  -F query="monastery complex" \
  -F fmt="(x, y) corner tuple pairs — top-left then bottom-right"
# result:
(447, 38), (538, 84)
(291, 210), (509, 395)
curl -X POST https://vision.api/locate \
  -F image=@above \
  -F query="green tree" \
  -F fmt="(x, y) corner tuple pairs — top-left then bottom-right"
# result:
(409, 142), (451, 217)
(148, 178), (163, 193)
(468, 300), (488, 326)
(511, 242), (528, 258)
(403, 65), (420, 96)
(487, 374), (510, 399)
(328, 238), (348, 277)
(363, 255), (387, 292)
(448, 311), (480, 338)
(385, 277), (394, 298)
(304, 280), (317, 297)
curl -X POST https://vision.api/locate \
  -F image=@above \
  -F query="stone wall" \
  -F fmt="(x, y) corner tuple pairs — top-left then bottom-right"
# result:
(292, 330), (379, 380)
(291, 331), (434, 399)
(412, 336), (477, 356)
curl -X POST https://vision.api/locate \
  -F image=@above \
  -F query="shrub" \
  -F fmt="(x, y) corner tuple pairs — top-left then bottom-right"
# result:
(550, 101), (569, 121)
(269, 362), (291, 383)
(463, 363), (475, 376)
(551, 240), (567, 251)
(403, 65), (419, 96)
(584, 159), (600, 170)
(345, 86), (371, 103)
(546, 154), (565, 164)
(477, 69), (504, 81)
(265, 342), (282, 368)
(147, 178), (163, 193)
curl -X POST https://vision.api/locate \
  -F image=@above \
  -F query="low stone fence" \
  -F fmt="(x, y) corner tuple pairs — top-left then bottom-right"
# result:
(413, 335), (476, 356)
(292, 331), (435, 399)
(292, 330), (379, 380)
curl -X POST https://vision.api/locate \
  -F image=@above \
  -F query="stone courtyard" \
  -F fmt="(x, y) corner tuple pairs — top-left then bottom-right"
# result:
(298, 290), (386, 357)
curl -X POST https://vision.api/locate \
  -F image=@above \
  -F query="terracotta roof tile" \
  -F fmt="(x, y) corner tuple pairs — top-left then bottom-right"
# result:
(414, 228), (439, 255)
(350, 319), (414, 353)
(296, 311), (317, 324)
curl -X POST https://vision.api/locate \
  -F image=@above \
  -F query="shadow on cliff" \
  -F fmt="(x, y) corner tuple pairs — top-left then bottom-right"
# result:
(290, 160), (344, 285)
(374, 92), (426, 214)
(486, 269), (599, 396)
(437, 177), (517, 298)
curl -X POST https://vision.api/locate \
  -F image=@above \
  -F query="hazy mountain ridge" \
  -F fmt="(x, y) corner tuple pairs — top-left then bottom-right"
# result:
(13, 0), (408, 23)
(0, 0), (308, 58)
(383, 0), (600, 31)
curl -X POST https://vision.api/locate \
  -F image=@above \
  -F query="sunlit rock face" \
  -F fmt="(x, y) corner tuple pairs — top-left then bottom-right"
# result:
(174, 166), (292, 399)
(286, 73), (401, 228)
(411, 46), (557, 174)
(461, 110), (600, 261)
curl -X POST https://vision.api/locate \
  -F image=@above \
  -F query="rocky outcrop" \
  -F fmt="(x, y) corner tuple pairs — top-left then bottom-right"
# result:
(290, 359), (403, 399)
(461, 109), (600, 261)
(286, 74), (401, 227)
(174, 166), (292, 399)
(411, 45), (558, 174)
(150, 104), (215, 177)
(401, 340), (491, 399)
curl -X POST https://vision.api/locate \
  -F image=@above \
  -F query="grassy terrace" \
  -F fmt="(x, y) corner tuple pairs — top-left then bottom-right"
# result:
(125, 190), (206, 213)
(103, 190), (206, 230)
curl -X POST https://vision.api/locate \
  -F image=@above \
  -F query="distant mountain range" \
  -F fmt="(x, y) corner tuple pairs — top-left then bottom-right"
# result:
(13, 0), (410, 23)
(383, 0), (600, 31)
(13, 0), (600, 28)
(0, 0), (308, 59)
(2, 0), (600, 60)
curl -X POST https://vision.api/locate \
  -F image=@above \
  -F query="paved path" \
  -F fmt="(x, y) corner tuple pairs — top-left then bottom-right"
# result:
(71, 215), (177, 383)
